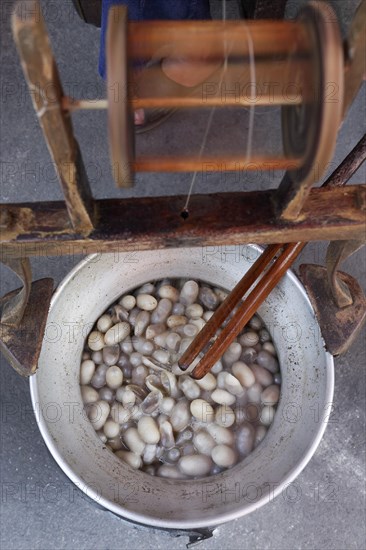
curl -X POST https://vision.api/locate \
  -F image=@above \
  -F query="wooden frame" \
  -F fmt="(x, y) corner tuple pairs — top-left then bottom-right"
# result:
(2, 1), (366, 255)
(12, 2), (95, 235)
(1, 0), (365, 378)
(1, 185), (365, 260)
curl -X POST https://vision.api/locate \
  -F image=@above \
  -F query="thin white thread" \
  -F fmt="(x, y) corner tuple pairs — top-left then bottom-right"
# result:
(182, 3), (256, 214)
(182, 106), (217, 213)
(243, 24), (256, 163)
(182, 1), (229, 214)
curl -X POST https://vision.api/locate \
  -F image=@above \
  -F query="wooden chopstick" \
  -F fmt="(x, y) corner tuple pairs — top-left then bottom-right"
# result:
(178, 243), (282, 371)
(190, 241), (305, 379)
(180, 241), (305, 379)
(178, 135), (366, 379)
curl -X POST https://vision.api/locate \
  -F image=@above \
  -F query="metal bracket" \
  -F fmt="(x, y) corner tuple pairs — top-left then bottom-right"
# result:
(326, 240), (365, 308)
(0, 276), (54, 376)
(299, 240), (366, 355)
(0, 257), (54, 376)
(0, 257), (32, 327)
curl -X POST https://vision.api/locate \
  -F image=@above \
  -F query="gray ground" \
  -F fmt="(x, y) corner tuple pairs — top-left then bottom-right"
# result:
(0, 1), (365, 549)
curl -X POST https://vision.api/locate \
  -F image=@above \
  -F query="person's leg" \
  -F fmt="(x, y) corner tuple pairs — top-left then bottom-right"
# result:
(146, 0), (216, 87)
(99, 0), (212, 128)
(99, 0), (211, 79)
(142, 0), (211, 20)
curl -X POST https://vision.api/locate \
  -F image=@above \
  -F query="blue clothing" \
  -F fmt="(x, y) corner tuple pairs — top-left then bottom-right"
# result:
(99, 0), (211, 78)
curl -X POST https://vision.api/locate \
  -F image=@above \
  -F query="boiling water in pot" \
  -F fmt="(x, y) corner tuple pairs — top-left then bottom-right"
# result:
(80, 278), (281, 479)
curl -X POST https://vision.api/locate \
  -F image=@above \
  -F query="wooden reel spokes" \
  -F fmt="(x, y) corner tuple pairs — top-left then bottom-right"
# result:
(280, 1), (345, 219)
(4, 1), (365, 378)
(106, 6), (134, 188)
(106, 1), (344, 197)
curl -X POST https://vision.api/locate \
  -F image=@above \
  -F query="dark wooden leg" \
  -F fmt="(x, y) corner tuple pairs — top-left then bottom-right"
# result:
(322, 134), (366, 189)
(239, 0), (288, 19)
(71, 0), (102, 27)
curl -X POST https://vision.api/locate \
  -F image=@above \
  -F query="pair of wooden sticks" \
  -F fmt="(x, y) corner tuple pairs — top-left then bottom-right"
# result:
(178, 241), (305, 379)
(178, 133), (366, 380)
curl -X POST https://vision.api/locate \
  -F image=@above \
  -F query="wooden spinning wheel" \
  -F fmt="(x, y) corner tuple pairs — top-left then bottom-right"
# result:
(105, 1), (345, 214)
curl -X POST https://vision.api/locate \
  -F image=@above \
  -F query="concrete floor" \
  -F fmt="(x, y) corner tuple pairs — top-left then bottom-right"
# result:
(0, 0), (365, 548)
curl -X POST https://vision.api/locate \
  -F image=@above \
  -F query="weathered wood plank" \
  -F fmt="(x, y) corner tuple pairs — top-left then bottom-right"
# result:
(0, 186), (364, 259)
(12, 0), (95, 235)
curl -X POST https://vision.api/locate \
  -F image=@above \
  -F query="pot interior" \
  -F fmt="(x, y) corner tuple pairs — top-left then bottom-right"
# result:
(31, 246), (334, 529)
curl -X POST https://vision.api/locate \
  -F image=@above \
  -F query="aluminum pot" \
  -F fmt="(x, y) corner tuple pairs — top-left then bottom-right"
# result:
(30, 245), (334, 531)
